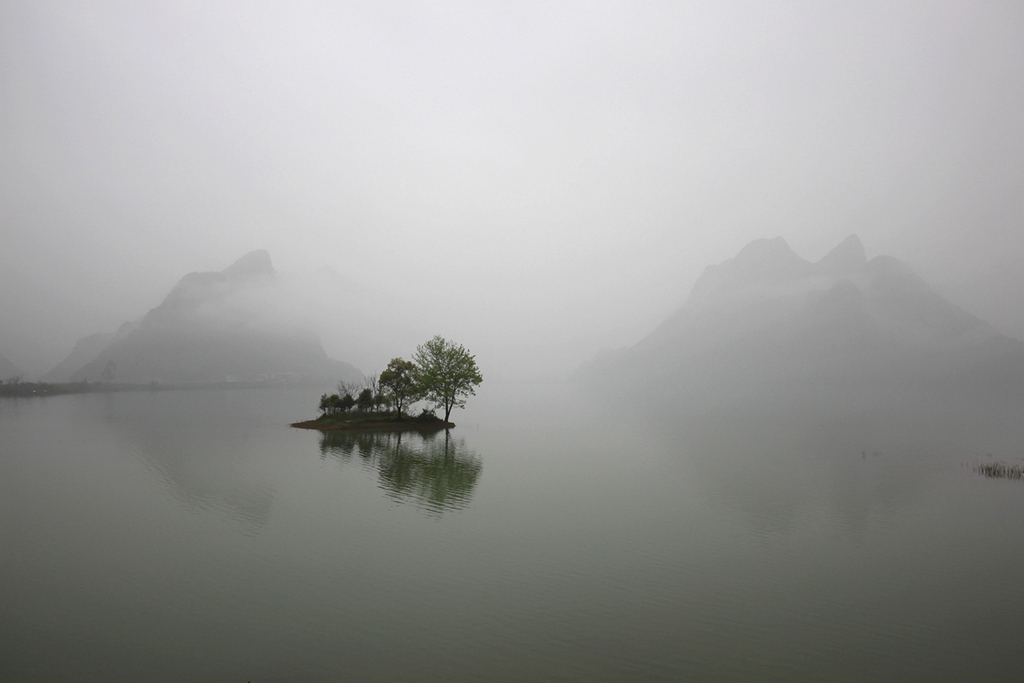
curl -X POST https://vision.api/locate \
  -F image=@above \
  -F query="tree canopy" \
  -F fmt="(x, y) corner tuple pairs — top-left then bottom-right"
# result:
(378, 357), (421, 417)
(413, 336), (483, 423)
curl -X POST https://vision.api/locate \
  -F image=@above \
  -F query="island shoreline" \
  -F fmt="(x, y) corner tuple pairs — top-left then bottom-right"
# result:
(291, 419), (456, 432)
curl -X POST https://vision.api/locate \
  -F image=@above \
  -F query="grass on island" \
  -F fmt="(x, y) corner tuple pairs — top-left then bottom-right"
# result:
(292, 410), (455, 432)
(974, 461), (1024, 481)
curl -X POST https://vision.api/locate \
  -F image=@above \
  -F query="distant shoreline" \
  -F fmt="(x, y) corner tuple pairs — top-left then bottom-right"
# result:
(0, 380), (332, 398)
(0, 381), (150, 397)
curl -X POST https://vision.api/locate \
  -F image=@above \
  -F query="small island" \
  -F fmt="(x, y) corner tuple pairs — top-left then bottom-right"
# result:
(292, 336), (482, 433)
(292, 408), (455, 432)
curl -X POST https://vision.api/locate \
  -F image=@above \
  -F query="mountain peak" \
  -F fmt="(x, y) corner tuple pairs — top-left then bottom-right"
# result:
(583, 234), (1024, 405)
(689, 236), (815, 302)
(222, 250), (274, 281)
(735, 236), (794, 260)
(53, 249), (361, 385)
(817, 234), (866, 274)
(731, 236), (815, 279)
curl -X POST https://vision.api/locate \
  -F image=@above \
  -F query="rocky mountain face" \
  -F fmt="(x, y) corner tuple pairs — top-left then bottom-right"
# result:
(48, 251), (361, 385)
(581, 235), (1024, 408)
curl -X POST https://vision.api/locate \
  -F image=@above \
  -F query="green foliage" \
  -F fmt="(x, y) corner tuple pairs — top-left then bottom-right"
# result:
(412, 336), (483, 423)
(315, 339), (481, 426)
(319, 392), (356, 415)
(356, 387), (374, 412)
(378, 357), (422, 417)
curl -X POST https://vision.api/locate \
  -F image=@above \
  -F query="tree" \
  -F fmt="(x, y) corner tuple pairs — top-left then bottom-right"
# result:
(337, 380), (360, 397)
(319, 393), (332, 416)
(413, 336), (483, 423)
(319, 393), (351, 415)
(378, 358), (421, 417)
(356, 387), (374, 412)
(362, 374), (381, 411)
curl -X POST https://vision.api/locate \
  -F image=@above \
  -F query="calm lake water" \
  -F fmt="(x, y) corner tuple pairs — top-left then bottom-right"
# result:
(2, 383), (1024, 682)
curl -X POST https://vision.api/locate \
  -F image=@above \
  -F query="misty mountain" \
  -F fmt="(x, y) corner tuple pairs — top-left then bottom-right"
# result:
(580, 235), (1024, 407)
(48, 251), (361, 385)
(41, 332), (117, 383)
(0, 353), (22, 381)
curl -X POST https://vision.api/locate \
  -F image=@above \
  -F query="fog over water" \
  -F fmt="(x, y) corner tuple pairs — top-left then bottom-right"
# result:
(4, 8), (1024, 679)
(2, 2), (1023, 380)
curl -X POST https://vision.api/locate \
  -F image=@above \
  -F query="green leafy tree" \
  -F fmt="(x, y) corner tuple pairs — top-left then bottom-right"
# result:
(319, 393), (349, 415)
(413, 336), (483, 423)
(360, 375), (380, 411)
(356, 387), (374, 412)
(319, 393), (332, 415)
(379, 358), (421, 417)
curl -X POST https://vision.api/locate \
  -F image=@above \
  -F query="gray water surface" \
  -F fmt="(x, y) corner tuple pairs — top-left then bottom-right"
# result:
(2, 384), (1023, 682)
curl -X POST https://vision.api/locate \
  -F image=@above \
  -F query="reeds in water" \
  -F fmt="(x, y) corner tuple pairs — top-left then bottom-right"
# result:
(974, 461), (1024, 481)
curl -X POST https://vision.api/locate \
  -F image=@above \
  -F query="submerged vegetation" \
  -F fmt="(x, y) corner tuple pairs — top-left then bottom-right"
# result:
(295, 336), (482, 431)
(974, 461), (1024, 481)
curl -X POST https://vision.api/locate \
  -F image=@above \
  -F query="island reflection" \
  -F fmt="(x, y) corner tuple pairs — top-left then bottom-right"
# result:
(319, 429), (482, 514)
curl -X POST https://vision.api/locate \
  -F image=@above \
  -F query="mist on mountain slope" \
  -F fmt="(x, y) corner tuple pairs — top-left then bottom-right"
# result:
(3, 2), (1023, 383)
(580, 234), (1024, 411)
(27, 236), (1024, 394)
(46, 251), (363, 385)
(40, 247), (589, 385)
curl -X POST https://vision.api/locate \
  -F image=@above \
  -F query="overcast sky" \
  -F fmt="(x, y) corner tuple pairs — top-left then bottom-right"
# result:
(2, 1), (1023, 379)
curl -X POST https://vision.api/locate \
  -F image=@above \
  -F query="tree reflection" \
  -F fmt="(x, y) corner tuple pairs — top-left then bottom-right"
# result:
(319, 429), (482, 514)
